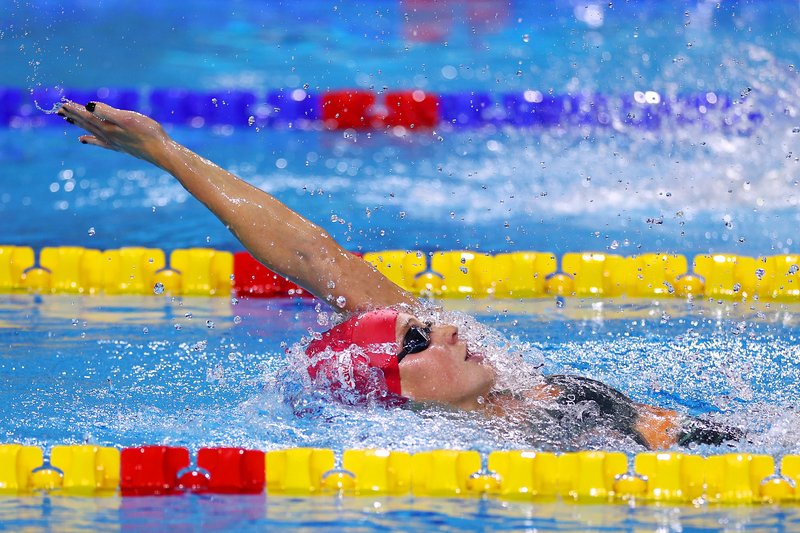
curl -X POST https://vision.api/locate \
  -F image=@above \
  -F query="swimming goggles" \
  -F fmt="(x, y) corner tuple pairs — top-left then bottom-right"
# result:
(397, 322), (432, 362)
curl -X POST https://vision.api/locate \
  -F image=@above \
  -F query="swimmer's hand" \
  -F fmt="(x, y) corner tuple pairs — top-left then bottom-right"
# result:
(58, 101), (173, 167)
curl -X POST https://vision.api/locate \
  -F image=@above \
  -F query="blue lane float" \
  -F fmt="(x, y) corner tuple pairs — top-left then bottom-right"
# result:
(262, 89), (320, 126)
(0, 88), (22, 126)
(501, 92), (571, 127)
(438, 91), (493, 127)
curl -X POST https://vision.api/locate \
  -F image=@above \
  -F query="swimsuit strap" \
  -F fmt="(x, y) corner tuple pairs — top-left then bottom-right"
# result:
(543, 374), (648, 447)
(676, 416), (745, 447)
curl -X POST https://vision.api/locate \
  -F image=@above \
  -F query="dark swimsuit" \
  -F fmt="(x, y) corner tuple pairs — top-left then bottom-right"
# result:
(543, 374), (743, 448)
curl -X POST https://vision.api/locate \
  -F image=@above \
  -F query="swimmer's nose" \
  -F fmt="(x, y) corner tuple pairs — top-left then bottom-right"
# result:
(432, 324), (459, 345)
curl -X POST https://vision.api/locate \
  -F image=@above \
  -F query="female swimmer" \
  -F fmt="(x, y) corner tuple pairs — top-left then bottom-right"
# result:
(58, 101), (742, 450)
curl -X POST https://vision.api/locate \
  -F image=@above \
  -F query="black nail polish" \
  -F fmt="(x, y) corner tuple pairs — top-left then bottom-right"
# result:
(85, 102), (96, 112)
(66, 117), (75, 124)
(80, 140), (88, 144)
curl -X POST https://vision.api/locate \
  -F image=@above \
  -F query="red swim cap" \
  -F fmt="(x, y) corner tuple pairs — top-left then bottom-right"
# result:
(306, 309), (402, 398)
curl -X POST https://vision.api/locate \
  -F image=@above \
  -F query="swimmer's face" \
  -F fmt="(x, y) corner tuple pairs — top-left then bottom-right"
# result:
(395, 313), (496, 410)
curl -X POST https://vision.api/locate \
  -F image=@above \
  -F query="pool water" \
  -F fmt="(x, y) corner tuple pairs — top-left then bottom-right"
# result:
(1, 492), (799, 531)
(2, 0), (800, 530)
(3, 295), (800, 453)
(1, 1), (799, 257)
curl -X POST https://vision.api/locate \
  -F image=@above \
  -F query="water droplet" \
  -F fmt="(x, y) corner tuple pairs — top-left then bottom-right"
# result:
(185, 312), (193, 319)
(556, 297), (565, 308)
(327, 280), (336, 289)
(230, 297), (239, 306)
(522, 34), (530, 43)
(790, 264), (799, 274)
(71, 318), (79, 326)
(460, 266), (468, 274)
(192, 340), (207, 351)
(755, 268), (766, 280)
(142, 327), (149, 334)
(399, 211), (406, 219)
(87, 227), (95, 237)
(233, 315), (242, 325)
(336, 295), (347, 308)
(248, 116), (255, 126)
(174, 324), (182, 330)
(732, 282), (741, 293)
(153, 282), (164, 295)
(206, 320), (215, 329)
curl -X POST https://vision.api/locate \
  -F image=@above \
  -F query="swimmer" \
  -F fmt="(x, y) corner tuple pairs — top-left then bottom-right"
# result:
(58, 101), (743, 450)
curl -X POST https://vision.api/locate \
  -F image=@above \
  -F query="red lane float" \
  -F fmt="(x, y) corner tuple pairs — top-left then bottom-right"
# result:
(120, 446), (265, 495)
(321, 89), (440, 130)
(321, 90), (378, 130)
(195, 447), (265, 494)
(232, 251), (312, 298)
(384, 90), (439, 129)
(120, 446), (190, 496)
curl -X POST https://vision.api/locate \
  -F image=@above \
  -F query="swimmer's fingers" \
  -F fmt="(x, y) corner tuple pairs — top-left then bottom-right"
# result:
(59, 100), (171, 162)
(58, 101), (116, 138)
(78, 134), (114, 151)
(57, 105), (117, 151)
(84, 101), (123, 125)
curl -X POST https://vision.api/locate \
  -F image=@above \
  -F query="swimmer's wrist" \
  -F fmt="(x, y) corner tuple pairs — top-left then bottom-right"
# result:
(149, 139), (191, 173)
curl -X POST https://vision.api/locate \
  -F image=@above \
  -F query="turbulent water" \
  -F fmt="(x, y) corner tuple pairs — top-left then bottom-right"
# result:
(2, 295), (798, 457)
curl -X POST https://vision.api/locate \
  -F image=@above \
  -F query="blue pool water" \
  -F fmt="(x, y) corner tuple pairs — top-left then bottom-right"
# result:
(3, 295), (800, 452)
(2, 0), (800, 530)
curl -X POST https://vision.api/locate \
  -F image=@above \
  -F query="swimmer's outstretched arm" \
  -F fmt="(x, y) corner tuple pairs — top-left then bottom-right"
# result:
(58, 101), (417, 313)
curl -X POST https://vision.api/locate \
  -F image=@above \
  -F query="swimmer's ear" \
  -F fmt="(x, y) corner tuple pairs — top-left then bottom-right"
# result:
(79, 135), (113, 150)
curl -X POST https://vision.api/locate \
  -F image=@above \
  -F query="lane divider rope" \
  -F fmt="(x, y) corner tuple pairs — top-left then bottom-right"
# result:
(0, 445), (797, 503)
(0, 86), (763, 133)
(1, 245), (798, 301)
